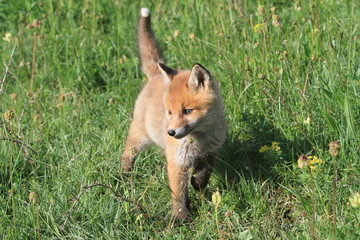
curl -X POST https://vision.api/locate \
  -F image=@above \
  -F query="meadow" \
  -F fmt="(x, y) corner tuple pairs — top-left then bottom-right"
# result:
(1, 0), (359, 239)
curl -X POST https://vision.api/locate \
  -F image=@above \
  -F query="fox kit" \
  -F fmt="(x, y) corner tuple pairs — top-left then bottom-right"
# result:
(121, 8), (226, 221)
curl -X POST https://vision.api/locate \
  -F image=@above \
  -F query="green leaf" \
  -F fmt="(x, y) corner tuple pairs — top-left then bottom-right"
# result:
(344, 93), (356, 139)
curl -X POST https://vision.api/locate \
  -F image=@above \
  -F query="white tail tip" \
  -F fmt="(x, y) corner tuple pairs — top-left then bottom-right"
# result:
(141, 8), (150, 18)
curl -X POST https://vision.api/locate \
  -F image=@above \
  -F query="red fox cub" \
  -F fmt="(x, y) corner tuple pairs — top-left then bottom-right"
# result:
(121, 8), (226, 221)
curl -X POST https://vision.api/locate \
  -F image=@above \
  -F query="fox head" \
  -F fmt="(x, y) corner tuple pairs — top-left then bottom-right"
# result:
(159, 63), (220, 139)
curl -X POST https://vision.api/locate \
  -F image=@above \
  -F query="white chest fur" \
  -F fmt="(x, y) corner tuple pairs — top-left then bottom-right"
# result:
(175, 130), (224, 167)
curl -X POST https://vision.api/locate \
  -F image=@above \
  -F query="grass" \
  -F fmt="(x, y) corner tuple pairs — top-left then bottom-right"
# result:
(1, 0), (359, 239)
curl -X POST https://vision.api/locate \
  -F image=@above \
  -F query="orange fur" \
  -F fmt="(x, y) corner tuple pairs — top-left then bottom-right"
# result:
(121, 8), (226, 221)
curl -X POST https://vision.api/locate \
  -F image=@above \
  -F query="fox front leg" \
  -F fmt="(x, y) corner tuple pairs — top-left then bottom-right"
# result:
(121, 147), (137, 172)
(166, 149), (191, 222)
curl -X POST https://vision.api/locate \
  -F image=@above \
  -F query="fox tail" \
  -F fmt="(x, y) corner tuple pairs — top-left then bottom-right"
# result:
(137, 8), (164, 79)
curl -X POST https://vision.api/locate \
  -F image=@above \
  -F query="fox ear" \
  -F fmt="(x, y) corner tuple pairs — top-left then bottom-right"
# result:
(188, 63), (212, 91)
(158, 63), (177, 85)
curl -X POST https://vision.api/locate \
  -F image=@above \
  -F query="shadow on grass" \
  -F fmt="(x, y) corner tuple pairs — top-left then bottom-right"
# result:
(215, 113), (293, 187)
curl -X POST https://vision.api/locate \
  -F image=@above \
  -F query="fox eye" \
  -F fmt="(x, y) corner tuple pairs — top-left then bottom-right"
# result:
(183, 109), (193, 115)
(168, 110), (172, 115)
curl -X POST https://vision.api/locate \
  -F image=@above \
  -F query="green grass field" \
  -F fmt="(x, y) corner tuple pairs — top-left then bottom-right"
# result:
(1, 0), (359, 239)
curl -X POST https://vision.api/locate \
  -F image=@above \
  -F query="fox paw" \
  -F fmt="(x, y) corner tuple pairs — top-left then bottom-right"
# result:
(173, 210), (192, 225)
(121, 155), (135, 172)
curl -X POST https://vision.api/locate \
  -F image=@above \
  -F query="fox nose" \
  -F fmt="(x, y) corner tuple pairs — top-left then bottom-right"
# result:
(167, 129), (176, 136)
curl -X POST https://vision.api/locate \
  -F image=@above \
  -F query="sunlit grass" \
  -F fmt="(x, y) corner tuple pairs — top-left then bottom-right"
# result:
(1, 0), (359, 239)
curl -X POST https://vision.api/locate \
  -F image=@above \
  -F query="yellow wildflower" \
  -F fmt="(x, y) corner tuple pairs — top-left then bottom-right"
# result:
(253, 23), (265, 33)
(271, 142), (280, 151)
(259, 145), (270, 153)
(298, 154), (324, 171)
(307, 155), (324, 165)
(259, 142), (280, 153)
(309, 165), (317, 171)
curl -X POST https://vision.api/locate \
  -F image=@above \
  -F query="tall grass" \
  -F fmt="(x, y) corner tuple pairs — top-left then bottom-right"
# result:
(1, 0), (359, 239)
